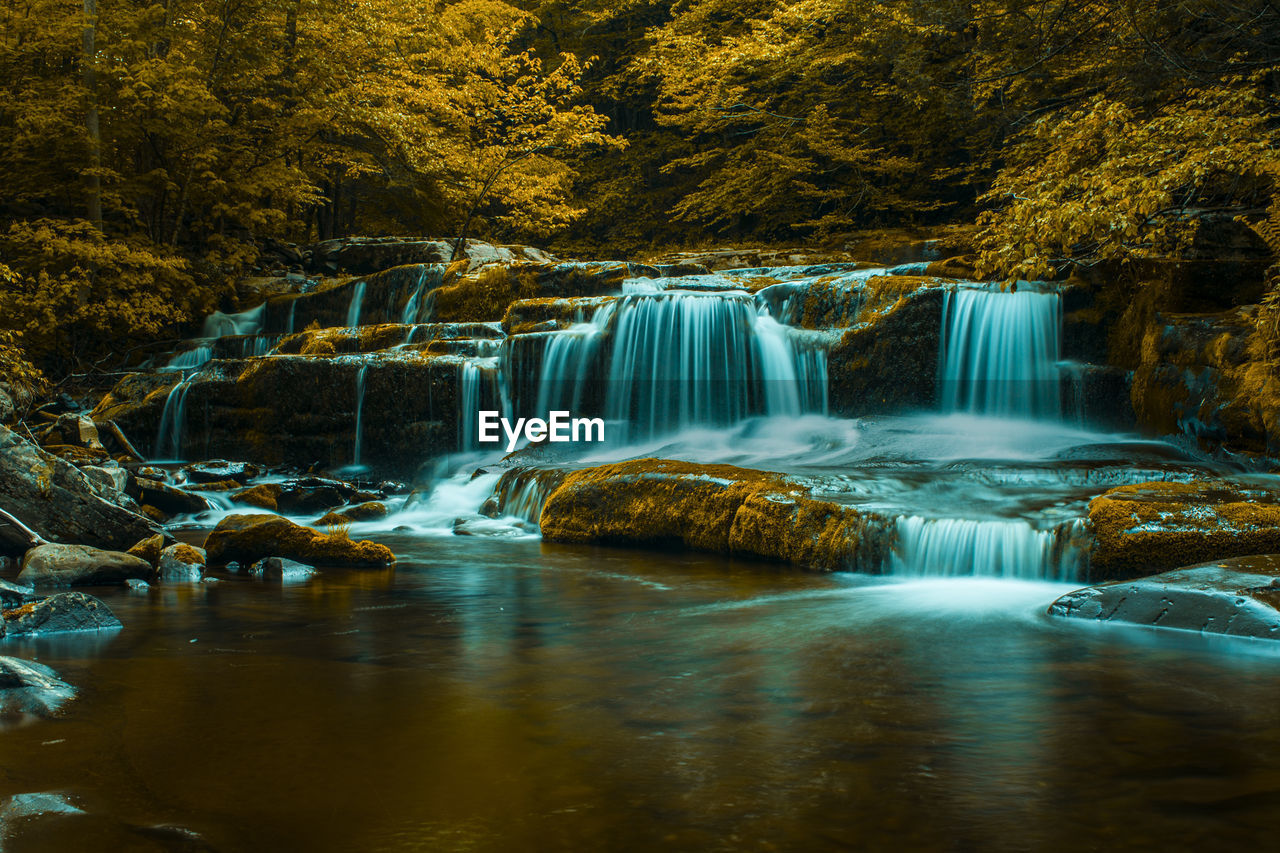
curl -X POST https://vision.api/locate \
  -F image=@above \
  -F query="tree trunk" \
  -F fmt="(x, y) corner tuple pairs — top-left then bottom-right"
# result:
(82, 0), (102, 229)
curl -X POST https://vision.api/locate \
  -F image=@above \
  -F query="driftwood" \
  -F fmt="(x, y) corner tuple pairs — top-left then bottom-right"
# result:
(0, 504), (49, 548)
(101, 419), (145, 463)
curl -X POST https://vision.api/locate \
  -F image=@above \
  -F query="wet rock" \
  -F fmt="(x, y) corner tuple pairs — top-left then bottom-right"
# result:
(248, 556), (317, 582)
(0, 659), (76, 719)
(17, 543), (155, 588)
(314, 502), (387, 526)
(1088, 481), (1280, 581)
(3, 592), (122, 635)
(0, 425), (162, 550)
(126, 532), (165, 563)
(182, 460), (260, 484)
(540, 459), (892, 571)
(828, 286), (946, 415)
(0, 579), (35, 609)
(125, 578), (150, 591)
(185, 479), (245, 491)
(203, 513), (395, 567)
(158, 543), (206, 582)
(430, 261), (657, 323)
(304, 236), (555, 275)
(136, 465), (169, 481)
(276, 483), (346, 514)
(231, 483), (282, 510)
(1049, 554), (1280, 639)
(44, 413), (104, 451)
(130, 477), (211, 516)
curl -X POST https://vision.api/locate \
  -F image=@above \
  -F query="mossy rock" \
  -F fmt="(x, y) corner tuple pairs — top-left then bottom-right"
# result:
(232, 483), (282, 511)
(127, 534), (165, 567)
(539, 459), (892, 571)
(203, 513), (395, 568)
(1088, 480), (1280, 580)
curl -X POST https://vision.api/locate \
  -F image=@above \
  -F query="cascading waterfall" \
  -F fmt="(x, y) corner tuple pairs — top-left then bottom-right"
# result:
(155, 374), (196, 460)
(889, 516), (1084, 581)
(166, 346), (213, 371)
(939, 287), (1061, 419)
(346, 280), (367, 328)
(401, 270), (428, 325)
(202, 304), (265, 338)
(352, 364), (369, 467)
(459, 360), (497, 451)
(527, 291), (827, 441)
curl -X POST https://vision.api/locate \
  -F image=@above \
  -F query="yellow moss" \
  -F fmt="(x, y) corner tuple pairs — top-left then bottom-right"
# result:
(232, 483), (282, 511)
(203, 513), (395, 567)
(127, 533), (165, 566)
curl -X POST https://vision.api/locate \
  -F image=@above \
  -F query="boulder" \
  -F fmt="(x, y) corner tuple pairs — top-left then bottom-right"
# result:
(18, 543), (155, 588)
(1049, 554), (1280, 639)
(1088, 481), (1280, 580)
(540, 459), (892, 571)
(46, 413), (104, 450)
(182, 460), (259, 484)
(158, 543), (206, 582)
(203, 513), (395, 567)
(248, 556), (317, 582)
(0, 578), (35, 609)
(3, 591), (122, 635)
(126, 534), (165, 566)
(81, 465), (129, 496)
(0, 657), (76, 718)
(131, 477), (211, 515)
(0, 425), (162, 550)
(313, 502), (388, 526)
(231, 483), (282, 510)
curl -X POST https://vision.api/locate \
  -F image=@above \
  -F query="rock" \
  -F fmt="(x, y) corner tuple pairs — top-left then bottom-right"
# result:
(185, 479), (243, 491)
(81, 465), (129, 496)
(0, 425), (162, 550)
(203, 513), (395, 567)
(18, 543), (155, 588)
(0, 658), (76, 719)
(1049, 554), (1280, 639)
(1088, 481), (1280, 580)
(540, 459), (892, 571)
(158, 543), (206, 582)
(131, 477), (211, 515)
(276, 483), (345, 514)
(47, 413), (104, 450)
(127, 534), (166, 566)
(248, 556), (316, 582)
(0, 385), (13, 423)
(313, 502), (387, 526)
(3, 591), (122, 635)
(136, 465), (169, 481)
(0, 578), (35, 609)
(182, 460), (260, 484)
(125, 578), (150, 591)
(231, 483), (282, 510)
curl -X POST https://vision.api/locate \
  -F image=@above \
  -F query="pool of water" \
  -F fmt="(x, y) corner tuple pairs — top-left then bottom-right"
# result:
(5, 533), (1280, 851)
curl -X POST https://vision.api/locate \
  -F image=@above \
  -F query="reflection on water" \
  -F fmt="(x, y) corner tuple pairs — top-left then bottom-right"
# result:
(4, 536), (1280, 851)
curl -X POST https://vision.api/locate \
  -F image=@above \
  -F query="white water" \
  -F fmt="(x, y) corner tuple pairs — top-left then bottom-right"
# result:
(890, 516), (1084, 581)
(154, 374), (196, 460)
(202, 304), (265, 338)
(352, 364), (369, 467)
(939, 288), (1061, 419)
(346, 280), (367, 328)
(401, 270), (428, 325)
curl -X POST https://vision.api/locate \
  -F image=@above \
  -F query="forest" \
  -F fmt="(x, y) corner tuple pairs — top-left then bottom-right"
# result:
(1, 0), (1278, 384)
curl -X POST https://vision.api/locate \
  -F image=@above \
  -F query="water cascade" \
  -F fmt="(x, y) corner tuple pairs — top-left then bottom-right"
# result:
(346, 280), (368, 328)
(889, 516), (1084, 581)
(155, 374), (196, 460)
(939, 287), (1061, 419)
(401, 270), (429, 325)
(352, 364), (369, 467)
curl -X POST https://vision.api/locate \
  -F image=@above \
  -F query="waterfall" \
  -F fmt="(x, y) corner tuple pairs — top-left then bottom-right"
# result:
(889, 516), (1084, 581)
(939, 288), (1061, 419)
(459, 360), (497, 451)
(154, 374), (196, 460)
(526, 291), (825, 441)
(346, 280), (367, 327)
(401, 270), (428, 325)
(166, 346), (212, 371)
(286, 300), (297, 335)
(202, 304), (265, 338)
(352, 364), (369, 466)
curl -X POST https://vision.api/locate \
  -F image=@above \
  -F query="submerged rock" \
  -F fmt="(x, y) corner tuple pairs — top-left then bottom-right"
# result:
(1049, 554), (1280, 639)
(203, 513), (395, 568)
(131, 477), (211, 516)
(540, 459), (892, 571)
(1088, 481), (1280, 580)
(18, 543), (155, 588)
(0, 658), (76, 719)
(3, 592), (122, 635)
(248, 556), (317, 582)
(0, 425), (162, 550)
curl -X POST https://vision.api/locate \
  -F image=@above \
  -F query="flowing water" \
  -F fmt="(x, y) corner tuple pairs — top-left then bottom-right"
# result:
(7, 266), (1280, 848)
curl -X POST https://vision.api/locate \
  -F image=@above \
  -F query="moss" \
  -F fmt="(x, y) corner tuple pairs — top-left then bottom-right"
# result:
(924, 256), (977, 279)
(1088, 480), (1280, 580)
(203, 513), (395, 567)
(127, 533), (165, 566)
(232, 483), (282, 511)
(540, 459), (891, 571)
(167, 542), (205, 565)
